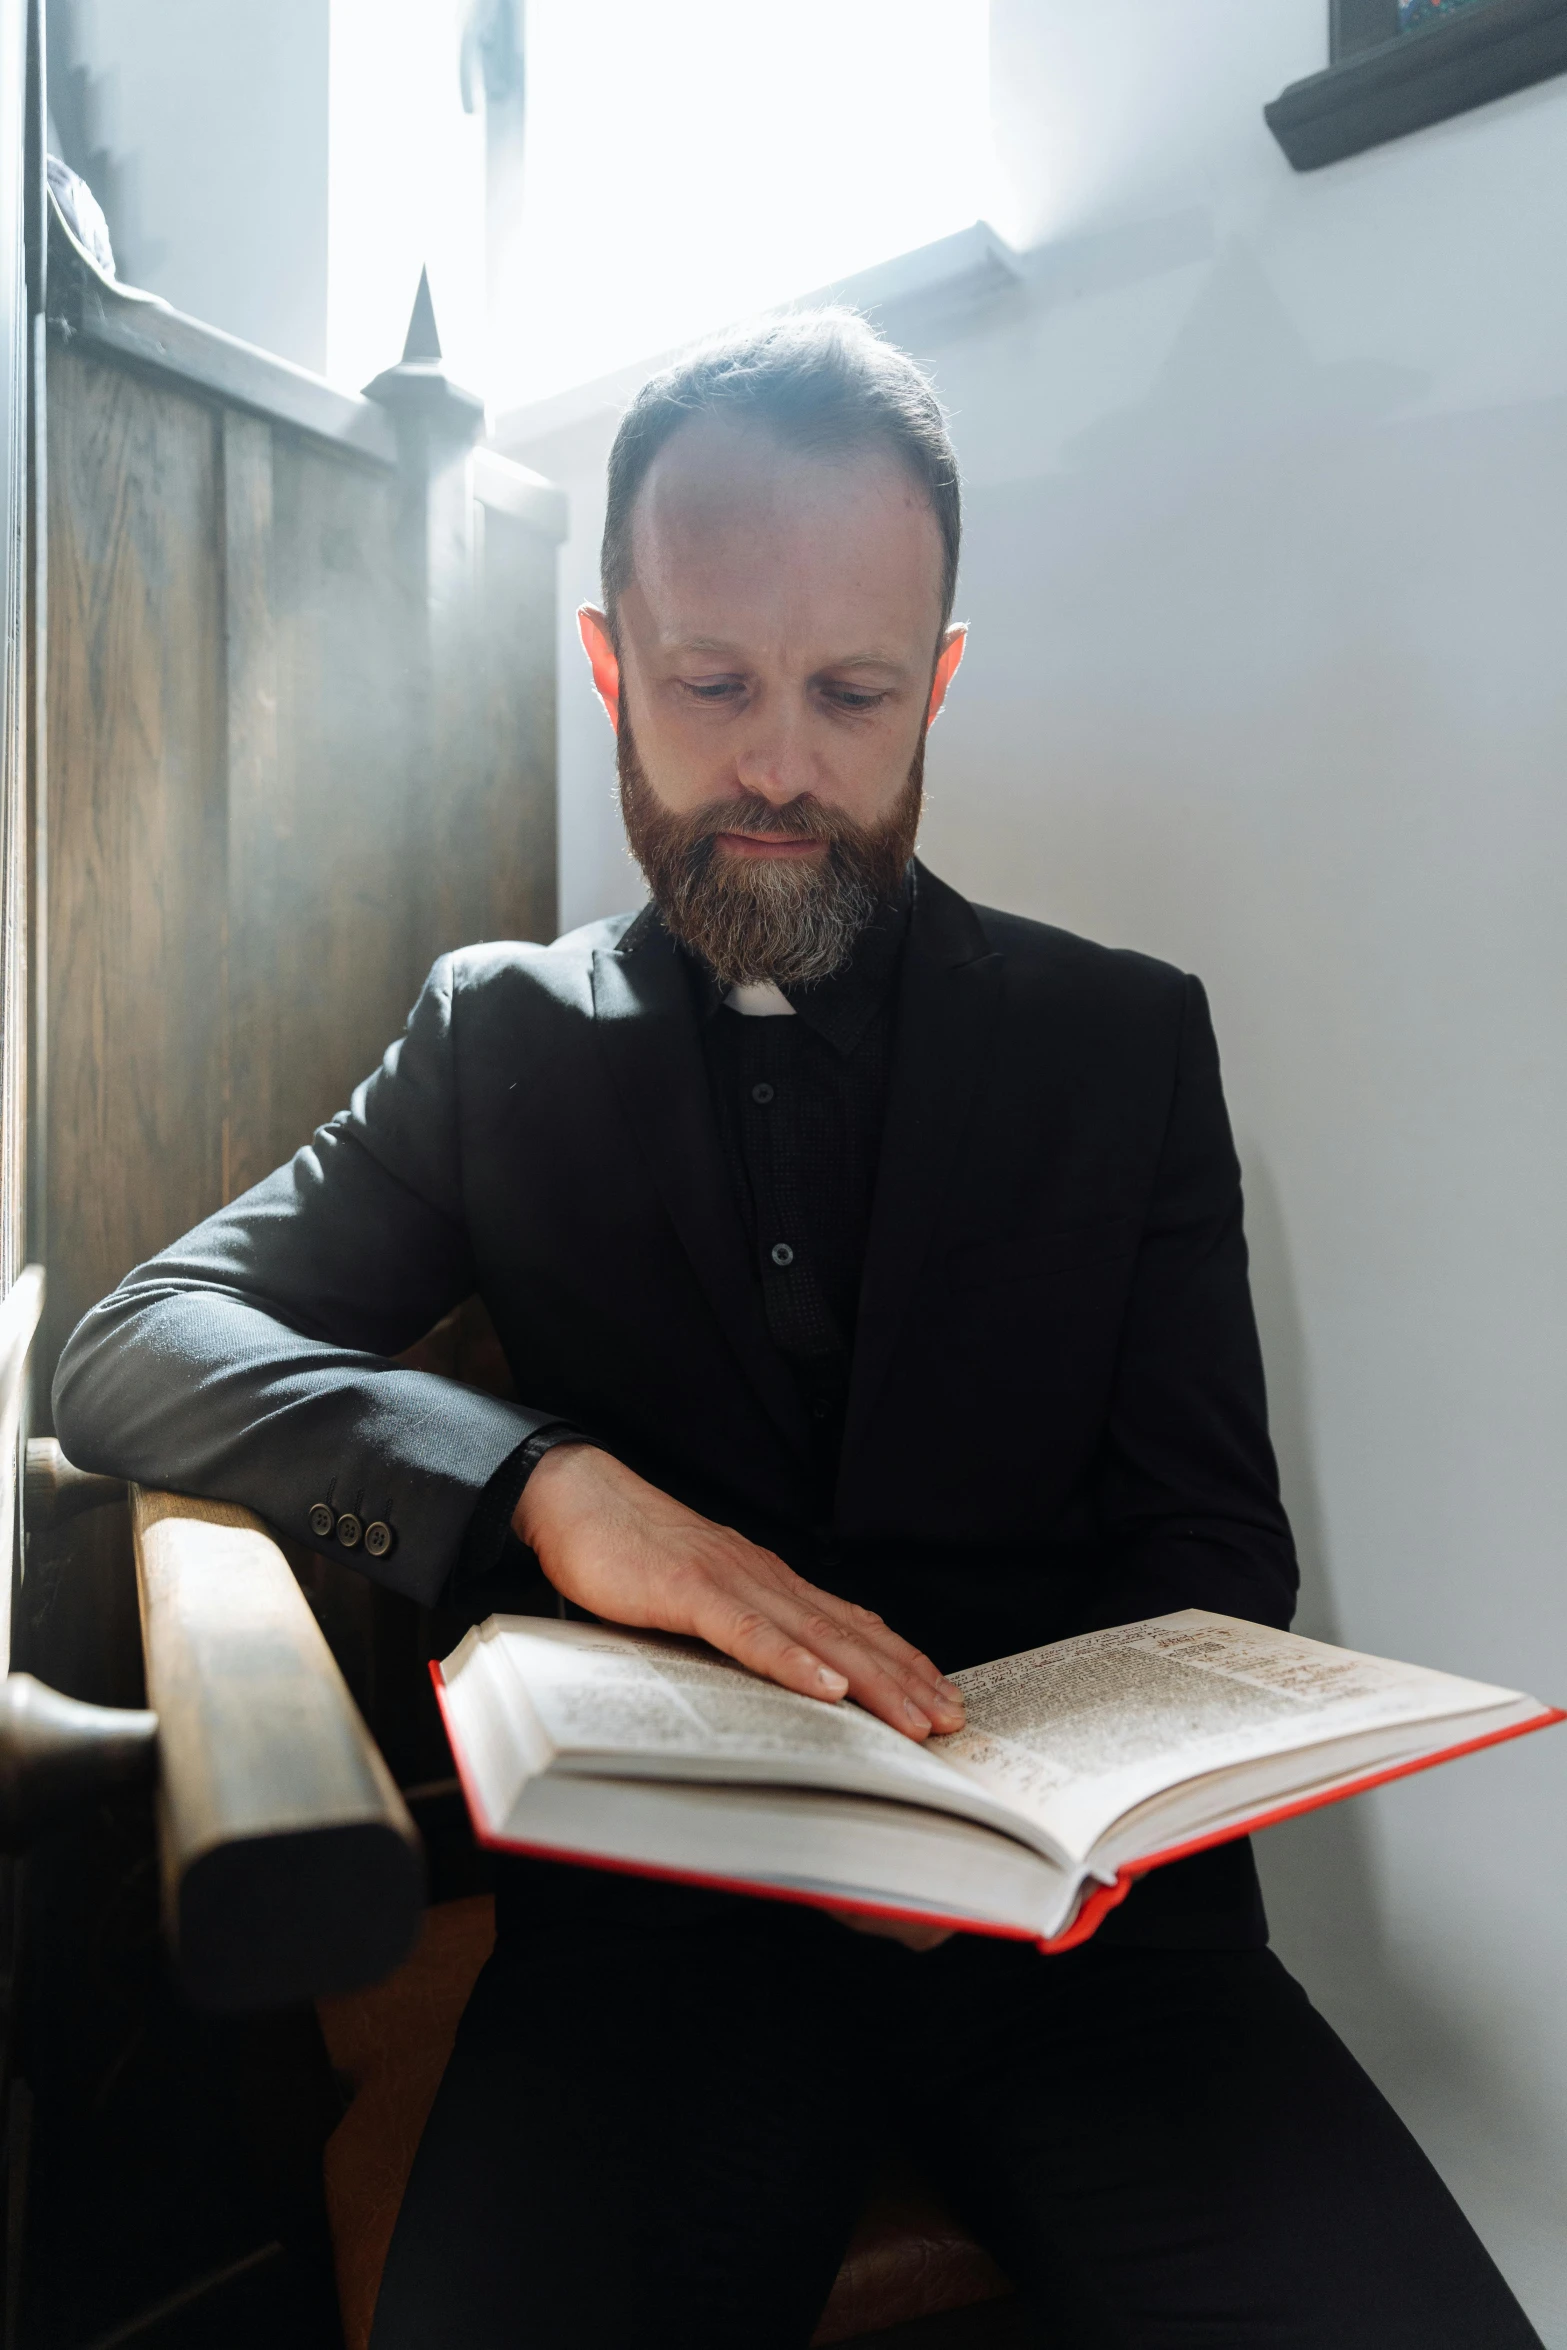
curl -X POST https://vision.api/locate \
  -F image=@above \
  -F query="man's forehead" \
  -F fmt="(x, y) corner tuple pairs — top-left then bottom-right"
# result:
(627, 415), (943, 635)
(642, 408), (915, 496)
(670, 634), (906, 669)
(648, 630), (915, 680)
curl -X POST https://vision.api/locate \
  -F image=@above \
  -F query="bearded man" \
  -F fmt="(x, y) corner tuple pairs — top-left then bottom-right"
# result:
(54, 312), (1541, 2350)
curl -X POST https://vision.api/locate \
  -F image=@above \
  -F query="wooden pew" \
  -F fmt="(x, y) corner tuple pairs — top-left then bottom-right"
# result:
(6, 1316), (420, 2015)
(13, 1439), (1025, 2343)
(129, 1486), (422, 2012)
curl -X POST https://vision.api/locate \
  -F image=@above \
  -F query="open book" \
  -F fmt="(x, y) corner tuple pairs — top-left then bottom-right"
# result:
(433, 1610), (1561, 1949)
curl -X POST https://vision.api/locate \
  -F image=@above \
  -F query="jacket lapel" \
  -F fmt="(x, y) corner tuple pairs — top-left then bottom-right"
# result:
(590, 915), (811, 1458)
(840, 866), (1004, 1483)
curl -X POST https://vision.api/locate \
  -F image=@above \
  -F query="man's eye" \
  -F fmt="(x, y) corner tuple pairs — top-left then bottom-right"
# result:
(681, 679), (743, 702)
(827, 687), (887, 712)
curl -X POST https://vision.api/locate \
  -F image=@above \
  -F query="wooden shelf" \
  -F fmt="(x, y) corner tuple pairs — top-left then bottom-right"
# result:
(1267, 0), (1567, 169)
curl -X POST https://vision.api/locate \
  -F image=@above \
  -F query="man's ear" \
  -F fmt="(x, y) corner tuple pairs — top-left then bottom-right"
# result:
(926, 624), (967, 729)
(577, 605), (621, 734)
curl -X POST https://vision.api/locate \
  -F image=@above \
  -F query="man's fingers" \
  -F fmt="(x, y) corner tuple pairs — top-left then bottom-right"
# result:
(686, 1586), (949, 1739)
(819, 1598), (962, 1707)
(765, 1581), (965, 1721)
(773, 1602), (965, 1736)
(834, 1910), (956, 1952)
(685, 1585), (958, 1742)
(851, 1617), (964, 1708)
(693, 1563), (966, 1739)
(693, 1596), (851, 1704)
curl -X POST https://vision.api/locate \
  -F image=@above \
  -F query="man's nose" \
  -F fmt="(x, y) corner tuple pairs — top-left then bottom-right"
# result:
(733, 705), (819, 804)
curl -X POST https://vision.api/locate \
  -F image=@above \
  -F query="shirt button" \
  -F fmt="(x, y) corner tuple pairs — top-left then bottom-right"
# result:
(751, 1082), (775, 1104)
(770, 1241), (794, 1268)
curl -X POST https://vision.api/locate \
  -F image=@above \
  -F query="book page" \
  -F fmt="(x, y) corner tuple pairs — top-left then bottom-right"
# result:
(934, 1610), (1525, 1863)
(481, 1618), (980, 1810)
(502, 1773), (1083, 1941)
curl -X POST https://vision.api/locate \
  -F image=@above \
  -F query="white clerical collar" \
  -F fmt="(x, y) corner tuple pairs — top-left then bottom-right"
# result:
(724, 979), (796, 1018)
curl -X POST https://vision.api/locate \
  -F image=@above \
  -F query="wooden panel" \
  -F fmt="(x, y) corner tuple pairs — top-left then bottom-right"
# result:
(225, 419), (423, 1189)
(0, 0), (25, 1309)
(219, 408), (279, 1198)
(43, 329), (561, 1375)
(227, 426), (559, 1191)
(132, 1483), (422, 2009)
(44, 343), (225, 1370)
(0, 1264), (39, 1671)
(471, 443), (568, 541)
(437, 500), (557, 956)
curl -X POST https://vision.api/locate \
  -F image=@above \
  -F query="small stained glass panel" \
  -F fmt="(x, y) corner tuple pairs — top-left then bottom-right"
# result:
(1400, 0), (1494, 26)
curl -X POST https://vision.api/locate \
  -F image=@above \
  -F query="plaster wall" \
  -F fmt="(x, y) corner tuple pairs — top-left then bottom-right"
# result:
(54, 0), (331, 370)
(516, 7), (1567, 2333)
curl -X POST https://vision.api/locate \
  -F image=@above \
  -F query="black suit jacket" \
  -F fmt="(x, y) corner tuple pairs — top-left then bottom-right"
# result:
(54, 863), (1295, 1673)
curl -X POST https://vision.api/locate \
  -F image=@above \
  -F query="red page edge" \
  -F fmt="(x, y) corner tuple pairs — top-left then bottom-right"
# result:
(428, 1659), (1565, 1955)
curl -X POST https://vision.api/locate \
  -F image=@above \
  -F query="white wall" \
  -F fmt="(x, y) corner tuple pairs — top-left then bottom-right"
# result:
(58, 0), (331, 370)
(513, 4), (1567, 2333)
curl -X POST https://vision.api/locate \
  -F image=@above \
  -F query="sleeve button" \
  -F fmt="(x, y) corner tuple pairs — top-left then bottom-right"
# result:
(363, 1520), (394, 1559)
(336, 1511), (363, 1550)
(308, 1502), (335, 1539)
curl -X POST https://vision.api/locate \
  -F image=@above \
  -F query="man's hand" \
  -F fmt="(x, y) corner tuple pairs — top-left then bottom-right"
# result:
(832, 1911), (955, 1952)
(514, 1445), (965, 1741)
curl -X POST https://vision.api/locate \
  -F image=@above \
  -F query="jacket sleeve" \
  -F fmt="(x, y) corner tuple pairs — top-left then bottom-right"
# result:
(1090, 975), (1299, 1633)
(52, 957), (561, 1608)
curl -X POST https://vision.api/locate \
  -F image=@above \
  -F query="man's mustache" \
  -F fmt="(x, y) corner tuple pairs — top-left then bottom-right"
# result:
(680, 793), (854, 849)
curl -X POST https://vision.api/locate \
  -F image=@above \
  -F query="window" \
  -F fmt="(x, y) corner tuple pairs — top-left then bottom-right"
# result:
(491, 0), (991, 412)
(1270, 0), (1567, 170)
(1331, 0), (1499, 58)
(1397, 0), (1495, 31)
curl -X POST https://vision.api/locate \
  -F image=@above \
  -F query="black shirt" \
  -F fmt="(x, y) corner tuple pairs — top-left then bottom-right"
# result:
(685, 887), (909, 1493)
(461, 884), (909, 1573)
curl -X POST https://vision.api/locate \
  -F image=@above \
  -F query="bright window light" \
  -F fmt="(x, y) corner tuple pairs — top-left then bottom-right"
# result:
(495, 0), (991, 412)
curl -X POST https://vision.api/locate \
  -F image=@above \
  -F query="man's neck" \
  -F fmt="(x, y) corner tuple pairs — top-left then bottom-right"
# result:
(725, 979), (796, 1018)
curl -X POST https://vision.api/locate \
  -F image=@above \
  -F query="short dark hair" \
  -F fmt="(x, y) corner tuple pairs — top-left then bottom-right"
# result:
(600, 307), (960, 640)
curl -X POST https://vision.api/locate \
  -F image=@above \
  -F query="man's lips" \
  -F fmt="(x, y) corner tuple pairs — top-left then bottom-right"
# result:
(711, 832), (827, 860)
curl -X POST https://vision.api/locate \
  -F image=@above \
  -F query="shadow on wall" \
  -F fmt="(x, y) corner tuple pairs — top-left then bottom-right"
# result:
(1062, 238), (1421, 480)
(1236, 1142), (1384, 2019)
(1241, 1152), (1561, 2250)
(1240, 1145), (1384, 2029)
(45, 2), (167, 287)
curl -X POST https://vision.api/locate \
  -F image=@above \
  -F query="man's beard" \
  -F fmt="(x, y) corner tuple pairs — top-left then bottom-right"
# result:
(618, 718), (923, 989)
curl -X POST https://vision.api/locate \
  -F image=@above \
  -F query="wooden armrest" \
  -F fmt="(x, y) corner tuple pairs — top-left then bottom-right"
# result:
(25, 1435), (126, 1529)
(131, 1486), (424, 2011)
(0, 1673), (156, 1844)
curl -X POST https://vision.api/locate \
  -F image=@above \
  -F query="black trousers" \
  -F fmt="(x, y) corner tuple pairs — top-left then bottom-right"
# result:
(371, 1858), (1542, 2350)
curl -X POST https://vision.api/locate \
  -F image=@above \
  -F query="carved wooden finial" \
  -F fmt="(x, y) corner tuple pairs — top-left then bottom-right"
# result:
(401, 266), (443, 365)
(363, 263), (484, 444)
